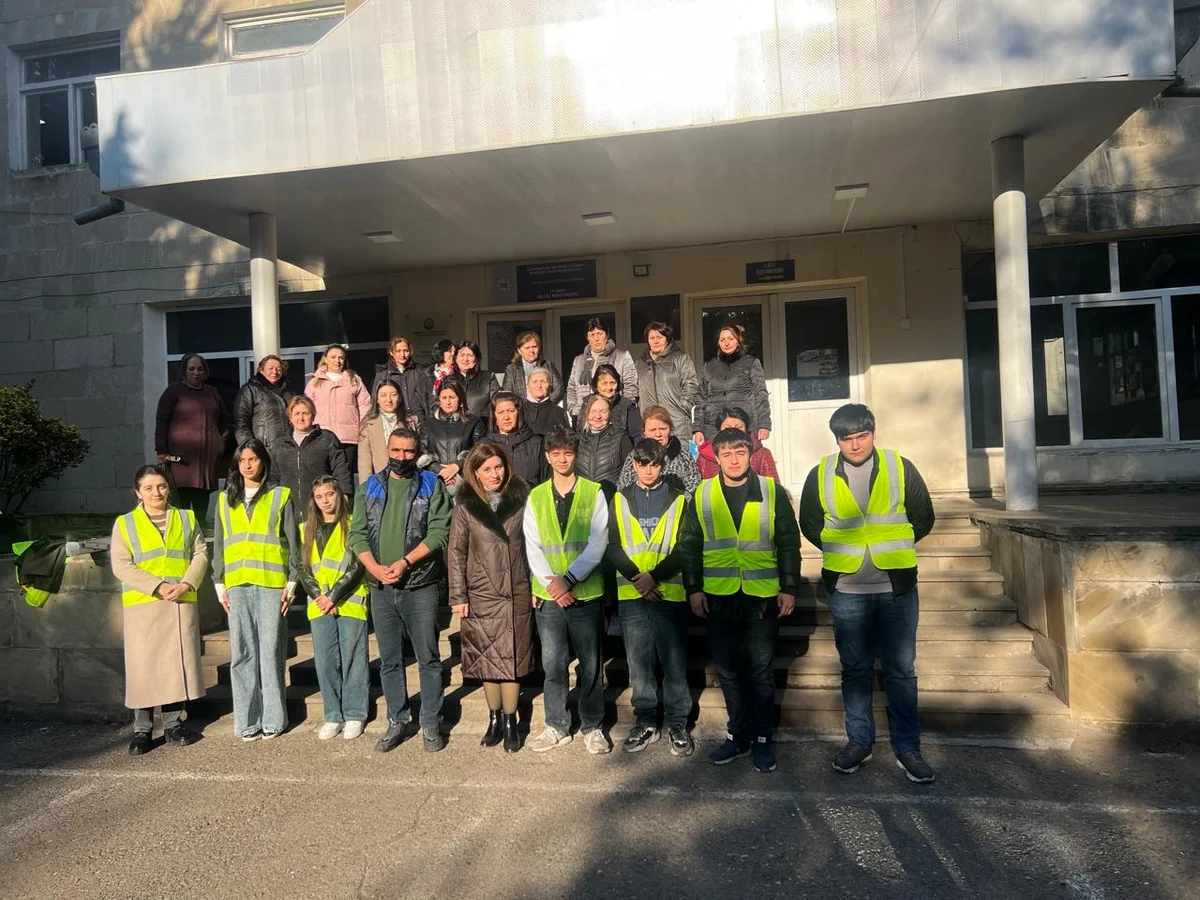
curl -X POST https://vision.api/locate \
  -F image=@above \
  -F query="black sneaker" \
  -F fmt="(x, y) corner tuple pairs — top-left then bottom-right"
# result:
(423, 725), (447, 753)
(832, 742), (873, 774)
(128, 732), (152, 756)
(375, 719), (408, 753)
(708, 735), (751, 765)
(622, 724), (660, 753)
(896, 750), (935, 784)
(667, 724), (695, 757)
(751, 736), (776, 773)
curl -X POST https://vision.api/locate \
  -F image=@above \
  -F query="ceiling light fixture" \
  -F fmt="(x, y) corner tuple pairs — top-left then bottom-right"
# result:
(364, 230), (402, 244)
(833, 183), (869, 234)
(582, 211), (616, 226)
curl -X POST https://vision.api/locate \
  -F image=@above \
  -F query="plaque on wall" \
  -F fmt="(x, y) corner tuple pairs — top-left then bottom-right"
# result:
(745, 259), (796, 285)
(516, 259), (598, 303)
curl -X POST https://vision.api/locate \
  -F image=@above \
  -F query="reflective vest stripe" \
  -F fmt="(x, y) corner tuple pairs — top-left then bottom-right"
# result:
(117, 507), (197, 606)
(218, 487), (291, 589)
(817, 449), (917, 574)
(529, 478), (605, 601)
(307, 521), (368, 621)
(613, 492), (685, 602)
(697, 475), (780, 599)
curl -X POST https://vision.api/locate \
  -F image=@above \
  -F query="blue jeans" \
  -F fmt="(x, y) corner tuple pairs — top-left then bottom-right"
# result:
(620, 598), (691, 728)
(310, 613), (370, 724)
(706, 593), (778, 743)
(370, 582), (443, 728)
(536, 599), (604, 733)
(228, 584), (289, 737)
(828, 587), (921, 754)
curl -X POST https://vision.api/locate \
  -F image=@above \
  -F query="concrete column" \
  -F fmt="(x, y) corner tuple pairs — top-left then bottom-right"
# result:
(249, 212), (280, 363)
(991, 136), (1038, 511)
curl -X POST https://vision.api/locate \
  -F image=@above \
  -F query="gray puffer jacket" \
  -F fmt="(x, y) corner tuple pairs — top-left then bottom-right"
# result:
(693, 351), (771, 438)
(566, 339), (638, 418)
(636, 341), (699, 438)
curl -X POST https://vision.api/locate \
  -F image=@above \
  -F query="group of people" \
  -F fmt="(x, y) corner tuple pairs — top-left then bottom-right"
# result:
(124, 331), (940, 782)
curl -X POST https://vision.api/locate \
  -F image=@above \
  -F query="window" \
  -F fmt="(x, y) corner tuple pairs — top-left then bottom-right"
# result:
(1075, 304), (1163, 440)
(18, 41), (119, 170)
(962, 243), (1111, 303)
(223, 5), (343, 60)
(1118, 236), (1200, 291)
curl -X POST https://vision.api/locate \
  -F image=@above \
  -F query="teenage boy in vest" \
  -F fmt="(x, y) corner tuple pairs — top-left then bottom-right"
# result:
(523, 427), (612, 755)
(607, 438), (694, 757)
(349, 428), (452, 753)
(679, 428), (800, 773)
(799, 403), (936, 783)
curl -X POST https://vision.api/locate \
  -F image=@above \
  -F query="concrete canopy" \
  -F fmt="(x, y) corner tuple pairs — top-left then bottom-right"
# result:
(97, 0), (1177, 277)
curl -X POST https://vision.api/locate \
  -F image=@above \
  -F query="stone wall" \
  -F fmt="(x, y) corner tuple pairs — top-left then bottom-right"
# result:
(0, 546), (222, 720)
(976, 517), (1200, 724)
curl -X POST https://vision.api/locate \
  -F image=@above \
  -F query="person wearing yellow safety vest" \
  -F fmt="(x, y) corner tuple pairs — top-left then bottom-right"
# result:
(522, 427), (613, 755)
(798, 403), (936, 785)
(678, 428), (801, 774)
(606, 439), (694, 758)
(298, 476), (368, 742)
(213, 438), (302, 742)
(110, 464), (209, 756)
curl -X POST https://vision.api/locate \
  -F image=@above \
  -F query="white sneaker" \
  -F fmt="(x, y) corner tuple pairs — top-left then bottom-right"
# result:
(527, 726), (573, 753)
(317, 722), (342, 741)
(342, 720), (365, 741)
(240, 732), (261, 743)
(260, 730), (281, 741)
(584, 728), (613, 755)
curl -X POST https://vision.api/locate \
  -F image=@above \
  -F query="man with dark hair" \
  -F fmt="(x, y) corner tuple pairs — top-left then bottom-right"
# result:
(679, 428), (800, 773)
(799, 403), (937, 784)
(608, 438), (693, 757)
(349, 427), (452, 754)
(523, 426), (612, 754)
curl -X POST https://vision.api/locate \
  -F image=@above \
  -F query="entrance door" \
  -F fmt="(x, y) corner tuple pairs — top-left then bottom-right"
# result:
(476, 311), (547, 388)
(548, 301), (630, 392)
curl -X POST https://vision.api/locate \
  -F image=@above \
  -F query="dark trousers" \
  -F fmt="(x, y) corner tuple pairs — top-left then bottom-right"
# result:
(176, 488), (210, 526)
(706, 592), (778, 743)
(535, 599), (605, 733)
(620, 598), (691, 728)
(370, 582), (443, 728)
(341, 443), (358, 481)
(828, 587), (921, 754)
(133, 701), (184, 734)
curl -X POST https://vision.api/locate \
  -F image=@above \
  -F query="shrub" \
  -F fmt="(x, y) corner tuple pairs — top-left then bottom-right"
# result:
(0, 382), (90, 515)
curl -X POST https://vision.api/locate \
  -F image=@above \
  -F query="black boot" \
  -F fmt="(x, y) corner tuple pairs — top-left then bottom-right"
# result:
(502, 713), (520, 754)
(480, 710), (503, 748)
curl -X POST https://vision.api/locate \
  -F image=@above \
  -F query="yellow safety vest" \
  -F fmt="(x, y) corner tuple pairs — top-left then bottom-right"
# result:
(217, 487), (291, 589)
(116, 506), (197, 607)
(307, 521), (368, 620)
(613, 492), (686, 602)
(529, 478), (605, 601)
(696, 475), (780, 598)
(817, 449), (917, 573)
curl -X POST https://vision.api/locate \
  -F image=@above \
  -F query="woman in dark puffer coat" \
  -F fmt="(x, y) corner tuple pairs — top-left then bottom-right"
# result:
(483, 391), (546, 486)
(692, 322), (772, 443)
(576, 394), (632, 497)
(447, 443), (534, 753)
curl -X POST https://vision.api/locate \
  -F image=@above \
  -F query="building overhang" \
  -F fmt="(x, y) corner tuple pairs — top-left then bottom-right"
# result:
(96, 0), (1177, 277)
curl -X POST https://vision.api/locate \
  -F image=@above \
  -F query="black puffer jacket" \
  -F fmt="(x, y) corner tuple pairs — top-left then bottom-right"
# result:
(693, 350), (772, 438)
(576, 423), (633, 493)
(503, 358), (565, 405)
(457, 368), (494, 419)
(523, 399), (570, 436)
(576, 394), (642, 442)
(419, 414), (486, 466)
(267, 425), (353, 513)
(484, 426), (546, 485)
(637, 342), (700, 438)
(235, 373), (293, 446)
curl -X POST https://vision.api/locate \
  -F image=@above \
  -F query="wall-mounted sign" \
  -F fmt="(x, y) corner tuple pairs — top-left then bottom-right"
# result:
(745, 259), (795, 285)
(516, 259), (598, 303)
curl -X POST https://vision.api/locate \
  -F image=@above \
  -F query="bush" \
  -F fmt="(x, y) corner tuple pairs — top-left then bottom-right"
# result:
(0, 382), (90, 515)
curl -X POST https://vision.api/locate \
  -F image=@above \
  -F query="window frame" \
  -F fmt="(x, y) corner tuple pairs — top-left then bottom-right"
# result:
(220, 3), (345, 61)
(16, 38), (119, 172)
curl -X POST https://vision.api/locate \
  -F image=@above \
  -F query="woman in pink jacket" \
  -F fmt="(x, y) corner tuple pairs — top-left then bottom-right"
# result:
(305, 344), (371, 477)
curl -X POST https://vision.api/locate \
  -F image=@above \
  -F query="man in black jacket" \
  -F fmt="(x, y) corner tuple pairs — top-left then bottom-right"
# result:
(679, 428), (800, 774)
(798, 403), (936, 784)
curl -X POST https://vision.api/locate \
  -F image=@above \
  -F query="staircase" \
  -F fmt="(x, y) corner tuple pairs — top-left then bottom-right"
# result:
(194, 512), (1071, 740)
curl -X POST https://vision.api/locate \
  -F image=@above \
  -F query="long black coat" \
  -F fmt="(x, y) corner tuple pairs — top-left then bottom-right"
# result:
(419, 414), (486, 465)
(267, 425), (353, 511)
(235, 373), (293, 446)
(484, 426), (546, 486)
(447, 478), (535, 682)
(457, 368), (494, 419)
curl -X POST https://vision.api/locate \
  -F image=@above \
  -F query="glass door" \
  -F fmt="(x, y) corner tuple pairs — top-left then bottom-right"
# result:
(548, 301), (630, 393)
(475, 311), (547, 388)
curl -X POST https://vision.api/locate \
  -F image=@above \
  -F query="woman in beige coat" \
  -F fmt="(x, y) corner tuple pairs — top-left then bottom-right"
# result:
(110, 464), (208, 756)
(356, 377), (407, 481)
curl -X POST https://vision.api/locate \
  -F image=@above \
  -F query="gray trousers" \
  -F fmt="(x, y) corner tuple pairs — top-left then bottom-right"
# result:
(133, 701), (184, 734)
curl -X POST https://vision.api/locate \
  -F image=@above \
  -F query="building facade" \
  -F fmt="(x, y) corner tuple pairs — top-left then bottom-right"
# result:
(1, 0), (1197, 513)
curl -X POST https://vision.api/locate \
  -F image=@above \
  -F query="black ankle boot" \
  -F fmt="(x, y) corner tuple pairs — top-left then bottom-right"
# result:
(480, 709), (503, 748)
(502, 712), (520, 754)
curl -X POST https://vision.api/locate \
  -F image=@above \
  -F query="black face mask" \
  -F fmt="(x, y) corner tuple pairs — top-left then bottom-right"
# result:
(387, 457), (416, 478)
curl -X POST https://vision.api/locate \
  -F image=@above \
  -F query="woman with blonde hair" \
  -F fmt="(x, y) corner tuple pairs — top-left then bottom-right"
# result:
(305, 343), (371, 475)
(447, 443), (534, 753)
(267, 394), (352, 514)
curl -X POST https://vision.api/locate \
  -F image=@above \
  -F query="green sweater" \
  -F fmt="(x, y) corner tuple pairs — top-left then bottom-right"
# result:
(348, 475), (451, 566)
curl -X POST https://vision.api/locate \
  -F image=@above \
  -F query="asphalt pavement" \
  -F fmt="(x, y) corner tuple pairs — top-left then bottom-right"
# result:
(0, 716), (1196, 900)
